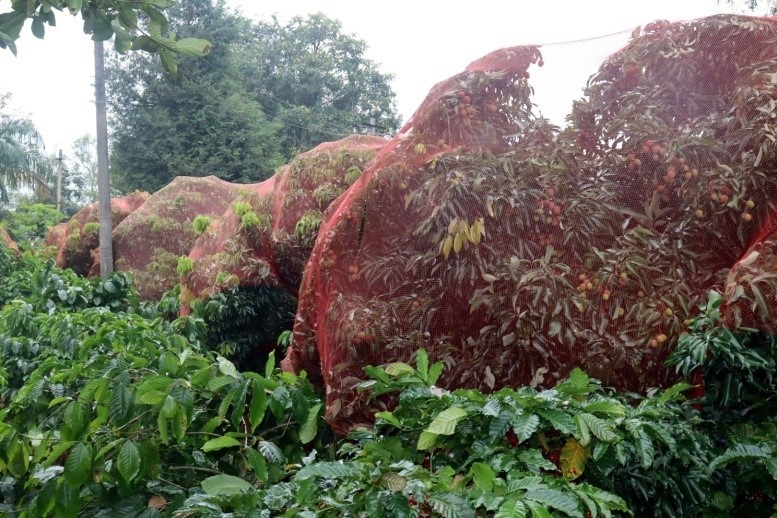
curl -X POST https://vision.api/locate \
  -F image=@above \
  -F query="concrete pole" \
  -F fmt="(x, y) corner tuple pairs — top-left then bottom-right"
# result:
(56, 149), (62, 212)
(94, 40), (113, 278)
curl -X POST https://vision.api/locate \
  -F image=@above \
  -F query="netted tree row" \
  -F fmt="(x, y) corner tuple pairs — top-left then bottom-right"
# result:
(282, 15), (777, 435)
(45, 192), (149, 276)
(108, 176), (246, 300)
(178, 135), (387, 364)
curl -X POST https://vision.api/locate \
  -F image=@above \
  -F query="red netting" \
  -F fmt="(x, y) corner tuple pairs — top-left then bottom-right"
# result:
(46, 192), (150, 276)
(723, 215), (777, 333)
(282, 14), (777, 435)
(108, 176), (245, 300)
(181, 135), (387, 308)
(0, 227), (19, 255)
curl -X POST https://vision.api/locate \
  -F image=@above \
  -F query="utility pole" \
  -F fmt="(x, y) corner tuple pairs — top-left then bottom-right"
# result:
(94, 40), (113, 278)
(55, 149), (63, 212)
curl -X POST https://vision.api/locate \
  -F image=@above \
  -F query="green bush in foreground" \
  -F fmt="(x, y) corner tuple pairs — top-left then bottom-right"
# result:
(0, 246), (774, 517)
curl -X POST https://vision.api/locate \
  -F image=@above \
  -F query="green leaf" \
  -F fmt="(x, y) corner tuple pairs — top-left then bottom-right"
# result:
(31, 17), (44, 38)
(417, 430), (439, 450)
(139, 390), (166, 405)
(299, 403), (321, 444)
(416, 348), (429, 382)
(496, 498), (527, 518)
(574, 414), (591, 447)
(635, 430), (655, 469)
(290, 386), (310, 424)
(136, 376), (174, 400)
(427, 406), (467, 435)
(157, 412), (169, 444)
(709, 443), (775, 471)
(507, 476), (545, 492)
(582, 400), (625, 417)
(48, 396), (71, 408)
(577, 413), (617, 443)
(429, 492), (476, 518)
(63, 442), (91, 487)
(249, 379), (268, 432)
(160, 394), (178, 418)
(207, 375), (236, 392)
(380, 472), (408, 492)
(295, 461), (360, 481)
(67, 0), (83, 14)
(470, 462), (495, 491)
(109, 384), (133, 427)
(56, 482), (79, 518)
(264, 352), (276, 378)
(63, 401), (87, 440)
(524, 488), (579, 516)
(518, 449), (557, 473)
(428, 362), (445, 386)
(201, 474), (252, 496)
(174, 37), (212, 57)
(116, 440), (141, 483)
(375, 411), (401, 428)
(512, 413), (540, 443)
(489, 411), (513, 442)
(246, 448), (268, 483)
(557, 368), (595, 398)
(6, 439), (29, 478)
(42, 441), (76, 467)
(385, 362), (415, 377)
(231, 379), (250, 429)
(202, 436), (241, 452)
(258, 440), (285, 464)
(537, 408), (575, 435)
(217, 356), (239, 378)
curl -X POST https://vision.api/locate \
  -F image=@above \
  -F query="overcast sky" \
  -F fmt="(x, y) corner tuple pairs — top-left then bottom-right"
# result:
(0, 0), (764, 156)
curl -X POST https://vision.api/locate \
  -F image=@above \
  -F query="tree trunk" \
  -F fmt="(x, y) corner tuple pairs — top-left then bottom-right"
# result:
(94, 40), (113, 279)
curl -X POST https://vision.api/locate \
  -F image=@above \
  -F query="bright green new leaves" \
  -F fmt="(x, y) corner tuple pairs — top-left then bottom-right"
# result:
(201, 436), (241, 452)
(418, 406), (468, 450)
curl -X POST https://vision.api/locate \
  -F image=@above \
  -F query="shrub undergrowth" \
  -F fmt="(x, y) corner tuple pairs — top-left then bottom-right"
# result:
(0, 244), (774, 517)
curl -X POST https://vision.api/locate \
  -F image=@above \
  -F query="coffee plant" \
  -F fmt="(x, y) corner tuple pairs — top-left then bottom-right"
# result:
(0, 241), (774, 517)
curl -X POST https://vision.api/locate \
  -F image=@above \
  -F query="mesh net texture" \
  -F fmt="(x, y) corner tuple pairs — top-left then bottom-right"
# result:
(108, 176), (244, 300)
(46, 191), (150, 276)
(281, 14), (777, 435)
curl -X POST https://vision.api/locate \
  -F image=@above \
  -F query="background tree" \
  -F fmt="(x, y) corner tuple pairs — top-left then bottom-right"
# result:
(108, 0), (284, 193)
(0, 93), (51, 205)
(245, 13), (401, 157)
(67, 134), (98, 205)
(108, 5), (400, 193)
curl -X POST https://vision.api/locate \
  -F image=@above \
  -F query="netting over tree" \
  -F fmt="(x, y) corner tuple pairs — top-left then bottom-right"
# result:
(282, 14), (777, 435)
(109, 176), (245, 300)
(179, 136), (386, 365)
(45, 192), (149, 276)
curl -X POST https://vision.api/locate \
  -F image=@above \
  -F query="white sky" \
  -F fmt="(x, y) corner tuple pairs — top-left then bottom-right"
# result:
(0, 0), (765, 156)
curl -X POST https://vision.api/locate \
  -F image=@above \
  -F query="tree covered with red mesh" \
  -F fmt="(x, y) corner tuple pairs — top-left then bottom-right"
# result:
(181, 135), (387, 304)
(179, 136), (386, 367)
(109, 176), (243, 300)
(46, 192), (149, 276)
(0, 227), (19, 256)
(282, 15), (777, 434)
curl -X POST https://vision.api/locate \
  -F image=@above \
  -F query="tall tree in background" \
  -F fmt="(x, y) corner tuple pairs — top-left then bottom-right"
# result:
(108, 4), (401, 193)
(108, 0), (284, 193)
(0, 94), (51, 205)
(245, 13), (401, 157)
